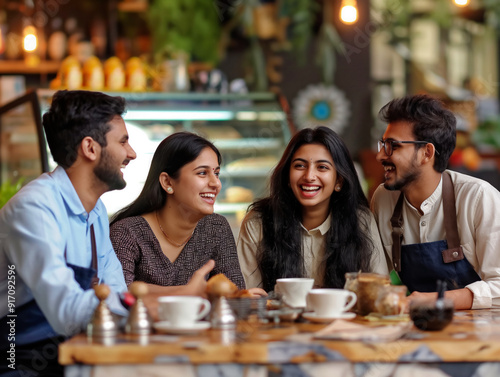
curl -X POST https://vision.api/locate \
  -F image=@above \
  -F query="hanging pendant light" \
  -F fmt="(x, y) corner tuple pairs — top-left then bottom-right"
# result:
(340, 0), (358, 24)
(23, 25), (37, 52)
(454, 0), (470, 7)
(23, 24), (39, 66)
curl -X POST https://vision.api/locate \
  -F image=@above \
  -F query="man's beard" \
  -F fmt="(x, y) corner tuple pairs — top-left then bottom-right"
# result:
(94, 148), (127, 191)
(384, 163), (420, 191)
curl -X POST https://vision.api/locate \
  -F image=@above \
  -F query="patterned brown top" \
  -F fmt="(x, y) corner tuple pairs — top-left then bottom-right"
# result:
(110, 214), (245, 289)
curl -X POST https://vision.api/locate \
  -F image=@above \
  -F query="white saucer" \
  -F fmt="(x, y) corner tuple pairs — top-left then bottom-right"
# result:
(154, 321), (210, 335)
(302, 312), (356, 323)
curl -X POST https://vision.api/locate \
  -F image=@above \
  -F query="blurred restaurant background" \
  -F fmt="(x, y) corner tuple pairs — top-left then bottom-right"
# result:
(1, 0), (499, 233)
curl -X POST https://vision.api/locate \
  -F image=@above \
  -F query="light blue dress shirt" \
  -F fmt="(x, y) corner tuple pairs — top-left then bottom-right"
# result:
(0, 166), (128, 336)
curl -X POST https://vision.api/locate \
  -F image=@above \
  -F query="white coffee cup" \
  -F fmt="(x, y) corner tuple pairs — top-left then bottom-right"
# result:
(158, 296), (211, 326)
(307, 288), (357, 316)
(275, 278), (314, 308)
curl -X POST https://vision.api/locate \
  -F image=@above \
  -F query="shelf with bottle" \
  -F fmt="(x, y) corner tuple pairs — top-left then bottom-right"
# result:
(118, 0), (148, 13)
(0, 60), (60, 74)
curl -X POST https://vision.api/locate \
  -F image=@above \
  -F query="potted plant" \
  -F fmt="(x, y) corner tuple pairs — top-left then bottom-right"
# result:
(147, 0), (223, 90)
(0, 178), (24, 209)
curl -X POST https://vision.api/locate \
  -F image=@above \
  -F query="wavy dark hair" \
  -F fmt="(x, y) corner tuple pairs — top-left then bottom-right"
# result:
(250, 126), (374, 291)
(111, 132), (221, 224)
(42, 90), (126, 169)
(379, 94), (456, 172)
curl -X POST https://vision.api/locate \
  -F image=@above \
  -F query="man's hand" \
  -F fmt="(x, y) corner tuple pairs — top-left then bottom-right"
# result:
(407, 288), (473, 311)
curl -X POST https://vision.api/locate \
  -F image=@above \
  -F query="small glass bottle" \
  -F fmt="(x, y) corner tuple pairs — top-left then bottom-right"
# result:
(375, 285), (408, 316)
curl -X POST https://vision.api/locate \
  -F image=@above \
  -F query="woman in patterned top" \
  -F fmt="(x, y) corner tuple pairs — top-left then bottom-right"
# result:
(110, 132), (264, 297)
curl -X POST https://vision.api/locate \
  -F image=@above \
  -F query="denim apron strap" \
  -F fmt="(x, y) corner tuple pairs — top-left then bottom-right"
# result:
(390, 194), (405, 272)
(89, 224), (100, 287)
(441, 173), (466, 263)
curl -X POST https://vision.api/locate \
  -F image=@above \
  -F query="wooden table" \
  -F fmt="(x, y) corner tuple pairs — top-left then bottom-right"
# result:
(59, 309), (500, 377)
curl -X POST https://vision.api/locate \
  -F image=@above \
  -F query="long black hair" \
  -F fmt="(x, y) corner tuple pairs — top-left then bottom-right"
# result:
(251, 126), (374, 291)
(111, 132), (221, 224)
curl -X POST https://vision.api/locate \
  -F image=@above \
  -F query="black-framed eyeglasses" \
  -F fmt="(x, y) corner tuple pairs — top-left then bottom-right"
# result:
(377, 139), (440, 157)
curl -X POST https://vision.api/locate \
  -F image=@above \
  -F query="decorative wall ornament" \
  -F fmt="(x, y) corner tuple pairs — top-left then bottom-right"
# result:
(292, 84), (351, 133)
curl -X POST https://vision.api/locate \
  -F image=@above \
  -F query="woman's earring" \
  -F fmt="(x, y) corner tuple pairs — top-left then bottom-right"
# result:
(335, 185), (341, 192)
(167, 187), (173, 194)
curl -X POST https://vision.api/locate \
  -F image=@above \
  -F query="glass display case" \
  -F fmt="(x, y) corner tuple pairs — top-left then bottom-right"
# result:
(2, 89), (292, 234)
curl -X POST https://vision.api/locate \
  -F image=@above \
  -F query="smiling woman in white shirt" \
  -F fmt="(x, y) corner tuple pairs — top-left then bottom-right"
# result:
(237, 126), (390, 292)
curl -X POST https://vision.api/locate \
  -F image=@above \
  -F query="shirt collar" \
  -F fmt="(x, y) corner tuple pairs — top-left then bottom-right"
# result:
(416, 174), (443, 215)
(300, 214), (332, 235)
(51, 166), (102, 221)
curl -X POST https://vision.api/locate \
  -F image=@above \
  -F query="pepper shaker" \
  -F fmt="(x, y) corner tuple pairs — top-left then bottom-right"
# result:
(210, 296), (236, 329)
(87, 284), (117, 341)
(125, 281), (152, 335)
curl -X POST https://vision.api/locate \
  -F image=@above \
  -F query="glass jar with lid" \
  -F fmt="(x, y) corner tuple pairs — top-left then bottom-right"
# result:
(356, 273), (390, 316)
(344, 271), (359, 294)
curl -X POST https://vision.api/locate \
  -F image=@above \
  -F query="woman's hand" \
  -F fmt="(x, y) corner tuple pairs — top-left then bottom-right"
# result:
(185, 259), (216, 298)
(139, 260), (215, 320)
(247, 287), (268, 297)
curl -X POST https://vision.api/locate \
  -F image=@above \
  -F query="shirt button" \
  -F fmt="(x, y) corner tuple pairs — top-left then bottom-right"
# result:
(421, 221), (426, 226)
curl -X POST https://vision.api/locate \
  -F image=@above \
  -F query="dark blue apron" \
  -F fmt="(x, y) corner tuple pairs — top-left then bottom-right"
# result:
(399, 240), (480, 292)
(0, 225), (99, 376)
(391, 173), (480, 292)
(4, 262), (97, 347)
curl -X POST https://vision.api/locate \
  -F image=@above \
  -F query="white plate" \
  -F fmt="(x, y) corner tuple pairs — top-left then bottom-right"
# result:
(302, 312), (356, 323)
(153, 321), (210, 335)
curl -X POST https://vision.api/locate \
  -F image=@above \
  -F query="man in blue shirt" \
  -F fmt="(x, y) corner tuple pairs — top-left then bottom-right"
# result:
(0, 90), (217, 377)
(0, 90), (138, 376)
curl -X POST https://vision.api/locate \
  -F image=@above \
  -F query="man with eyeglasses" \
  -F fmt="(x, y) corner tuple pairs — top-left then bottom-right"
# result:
(371, 94), (500, 310)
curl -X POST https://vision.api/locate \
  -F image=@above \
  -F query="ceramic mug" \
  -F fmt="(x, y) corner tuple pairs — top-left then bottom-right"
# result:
(158, 296), (211, 326)
(275, 278), (314, 308)
(307, 288), (357, 316)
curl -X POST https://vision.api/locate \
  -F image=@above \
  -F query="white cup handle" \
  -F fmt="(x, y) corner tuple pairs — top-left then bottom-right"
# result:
(196, 298), (211, 321)
(305, 294), (311, 311)
(344, 292), (357, 312)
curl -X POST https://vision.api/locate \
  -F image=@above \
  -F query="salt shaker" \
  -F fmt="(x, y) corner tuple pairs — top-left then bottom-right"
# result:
(87, 284), (117, 341)
(125, 282), (152, 335)
(210, 296), (236, 329)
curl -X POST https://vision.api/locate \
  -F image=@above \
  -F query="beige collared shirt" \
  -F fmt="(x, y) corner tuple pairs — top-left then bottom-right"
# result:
(371, 169), (500, 309)
(237, 210), (389, 289)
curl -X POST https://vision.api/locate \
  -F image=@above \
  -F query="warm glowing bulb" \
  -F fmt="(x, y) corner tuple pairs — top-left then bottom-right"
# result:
(454, 0), (469, 7)
(340, 5), (358, 24)
(24, 34), (37, 51)
(23, 26), (37, 52)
